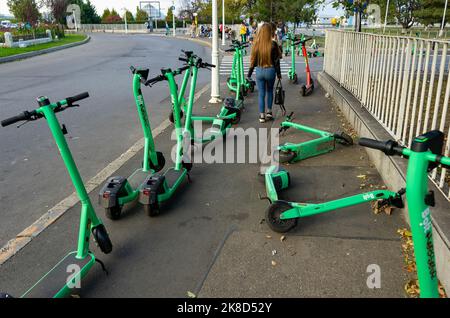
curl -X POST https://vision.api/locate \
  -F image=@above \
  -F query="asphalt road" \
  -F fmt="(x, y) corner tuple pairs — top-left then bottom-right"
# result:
(0, 33), (211, 247)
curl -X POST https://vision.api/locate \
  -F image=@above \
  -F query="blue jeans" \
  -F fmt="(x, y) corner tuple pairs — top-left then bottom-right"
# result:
(255, 67), (276, 114)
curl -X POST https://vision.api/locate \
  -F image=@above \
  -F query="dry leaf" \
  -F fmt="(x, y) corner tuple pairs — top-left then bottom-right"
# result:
(271, 260), (277, 266)
(187, 291), (196, 298)
(280, 236), (286, 242)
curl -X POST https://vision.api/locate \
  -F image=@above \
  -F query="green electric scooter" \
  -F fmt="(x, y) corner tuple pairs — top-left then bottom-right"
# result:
(98, 67), (166, 220)
(264, 130), (450, 298)
(226, 40), (255, 99)
(138, 66), (193, 216)
(360, 131), (450, 298)
(1, 93), (113, 298)
(275, 112), (353, 163)
(286, 33), (304, 84)
(178, 51), (242, 144)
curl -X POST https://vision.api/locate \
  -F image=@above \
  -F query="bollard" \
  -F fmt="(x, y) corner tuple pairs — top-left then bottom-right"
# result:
(4, 32), (13, 48)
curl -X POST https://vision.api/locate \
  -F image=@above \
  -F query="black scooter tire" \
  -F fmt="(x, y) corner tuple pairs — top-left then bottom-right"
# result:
(105, 206), (122, 221)
(169, 110), (184, 124)
(145, 203), (160, 217)
(266, 201), (298, 233)
(92, 224), (113, 254)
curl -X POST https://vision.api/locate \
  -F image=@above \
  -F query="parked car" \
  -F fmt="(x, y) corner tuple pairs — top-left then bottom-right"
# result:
(1, 20), (12, 29)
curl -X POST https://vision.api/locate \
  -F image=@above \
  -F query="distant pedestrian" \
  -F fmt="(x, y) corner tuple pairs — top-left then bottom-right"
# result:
(240, 21), (247, 43)
(247, 23), (282, 123)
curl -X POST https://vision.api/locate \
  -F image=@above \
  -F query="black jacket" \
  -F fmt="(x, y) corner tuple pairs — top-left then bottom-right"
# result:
(248, 41), (282, 78)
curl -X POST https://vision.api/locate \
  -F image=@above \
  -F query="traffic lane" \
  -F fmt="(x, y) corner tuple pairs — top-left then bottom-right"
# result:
(0, 34), (211, 246)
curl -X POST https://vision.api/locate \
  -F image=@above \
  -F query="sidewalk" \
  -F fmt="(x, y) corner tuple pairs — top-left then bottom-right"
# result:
(0, 68), (409, 297)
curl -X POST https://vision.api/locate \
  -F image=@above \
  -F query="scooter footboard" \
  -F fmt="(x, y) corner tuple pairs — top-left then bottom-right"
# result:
(21, 252), (95, 298)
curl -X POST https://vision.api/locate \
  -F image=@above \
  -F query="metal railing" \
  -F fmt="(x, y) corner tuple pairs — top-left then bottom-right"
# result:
(12, 32), (48, 42)
(324, 30), (450, 199)
(78, 24), (188, 34)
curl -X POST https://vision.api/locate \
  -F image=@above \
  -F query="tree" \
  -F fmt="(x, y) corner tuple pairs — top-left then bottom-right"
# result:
(125, 10), (135, 23)
(281, 0), (320, 26)
(135, 6), (148, 22)
(416, 0), (449, 27)
(81, 0), (101, 23)
(7, 0), (41, 24)
(224, 0), (247, 24)
(166, 6), (174, 23)
(105, 8), (122, 23)
(333, 0), (368, 32)
(394, 0), (421, 29)
(43, 0), (69, 24)
(101, 8), (111, 22)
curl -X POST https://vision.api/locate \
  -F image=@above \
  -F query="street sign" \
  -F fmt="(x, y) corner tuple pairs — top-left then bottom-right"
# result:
(140, 1), (161, 19)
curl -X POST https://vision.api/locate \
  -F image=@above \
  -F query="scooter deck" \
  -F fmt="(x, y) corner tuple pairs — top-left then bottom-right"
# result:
(128, 168), (154, 189)
(165, 169), (185, 189)
(22, 252), (95, 298)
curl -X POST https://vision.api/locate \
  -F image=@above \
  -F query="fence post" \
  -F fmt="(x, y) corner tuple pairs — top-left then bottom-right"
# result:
(361, 35), (373, 106)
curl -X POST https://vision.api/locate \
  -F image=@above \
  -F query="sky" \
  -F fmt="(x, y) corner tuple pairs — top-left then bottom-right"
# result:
(0, 0), (341, 18)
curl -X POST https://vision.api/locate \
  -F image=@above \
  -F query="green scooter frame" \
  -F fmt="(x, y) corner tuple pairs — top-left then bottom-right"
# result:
(286, 33), (303, 84)
(264, 130), (450, 298)
(362, 131), (450, 298)
(276, 112), (353, 163)
(1, 93), (112, 298)
(98, 68), (166, 220)
(179, 53), (242, 144)
(138, 66), (193, 216)
(263, 165), (404, 234)
(226, 40), (255, 100)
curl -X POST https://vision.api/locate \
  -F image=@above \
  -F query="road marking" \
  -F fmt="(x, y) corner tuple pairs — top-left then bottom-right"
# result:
(0, 83), (211, 265)
(219, 55), (291, 75)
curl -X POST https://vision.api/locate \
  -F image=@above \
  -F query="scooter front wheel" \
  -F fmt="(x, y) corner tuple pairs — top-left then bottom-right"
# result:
(276, 150), (296, 164)
(105, 206), (122, 220)
(169, 110), (184, 124)
(92, 224), (113, 254)
(266, 201), (298, 233)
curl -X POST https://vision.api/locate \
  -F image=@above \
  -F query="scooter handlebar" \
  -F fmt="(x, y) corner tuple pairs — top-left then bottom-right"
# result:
(66, 92), (89, 106)
(359, 138), (405, 157)
(1, 110), (40, 127)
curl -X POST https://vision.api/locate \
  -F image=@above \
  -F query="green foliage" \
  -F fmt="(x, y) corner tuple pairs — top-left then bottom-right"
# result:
(135, 6), (149, 22)
(416, 0), (449, 27)
(7, 0), (41, 25)
(69, 0), (101, 24)
(101, 8), (111, 22)
(125, 10), (134, 23)
(166, 6), (174, 23)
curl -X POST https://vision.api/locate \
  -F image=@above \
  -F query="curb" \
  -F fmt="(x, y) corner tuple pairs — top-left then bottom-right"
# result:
(0, 83), (211, 266)
(0, 35), (91, 64)
(318, 71), (450, 296)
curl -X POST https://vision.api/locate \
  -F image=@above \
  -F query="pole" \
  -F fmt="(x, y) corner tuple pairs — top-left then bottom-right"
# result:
(172, 2), (176, 37)
(383, 0), (390, 34)
(440, 0), (448, 37)
(222, 0), (226, 46)
(124, 10), (128, 34)
(73, 10), (78, 32)
(210, 0), (221, 104)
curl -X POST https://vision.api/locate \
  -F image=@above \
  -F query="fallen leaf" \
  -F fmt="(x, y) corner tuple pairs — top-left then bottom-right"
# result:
(280, 236), (286, 242)
(187, 291), (196, 298)
(271, 260), (277, 266)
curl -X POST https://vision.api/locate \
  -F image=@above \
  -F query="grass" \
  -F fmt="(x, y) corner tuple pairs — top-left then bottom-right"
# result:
(0, 34), (87, 58)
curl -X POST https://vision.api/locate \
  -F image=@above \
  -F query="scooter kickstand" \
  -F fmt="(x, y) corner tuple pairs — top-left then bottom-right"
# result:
(95, 258), (109, 276)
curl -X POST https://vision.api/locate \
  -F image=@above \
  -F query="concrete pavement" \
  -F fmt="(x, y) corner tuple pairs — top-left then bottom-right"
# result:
(0, 33), (211, 247)
(0, 54), (410, 297)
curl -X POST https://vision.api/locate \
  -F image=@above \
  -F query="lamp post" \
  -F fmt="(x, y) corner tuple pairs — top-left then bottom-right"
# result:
(440, 0), (448, 37)
(210, 0), (221, 104)
(122, 8), (128, 34)
(383, 0), (390, 34)
(172, 2), (176, 37)
(222, 0), (225, 46)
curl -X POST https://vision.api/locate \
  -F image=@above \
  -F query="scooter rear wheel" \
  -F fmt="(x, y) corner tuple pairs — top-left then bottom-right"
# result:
(145, 203), (160, 217)
(150, 151), (166, 172)
(231, 109), (241, 125)
(266, 201), (298, 233)
(92, 224), (113, 254)
(105, 206), (122, 220)
(276, 149), (296, 164)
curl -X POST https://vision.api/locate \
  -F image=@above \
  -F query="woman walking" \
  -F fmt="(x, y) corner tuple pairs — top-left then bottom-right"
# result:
(247, 23), (282, 123)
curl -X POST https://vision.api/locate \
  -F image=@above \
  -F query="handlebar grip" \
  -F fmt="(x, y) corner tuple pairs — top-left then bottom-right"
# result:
(225, 48), (235, 52)
(179, 57), (188, 62)
(145, 75), (164, 86)
(1, 112), (30, 127)
(179, 65), (190, 72)
(359, 138), (405, 156)
(204, 63), (216, 68)
(66, 92), (89, 105)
